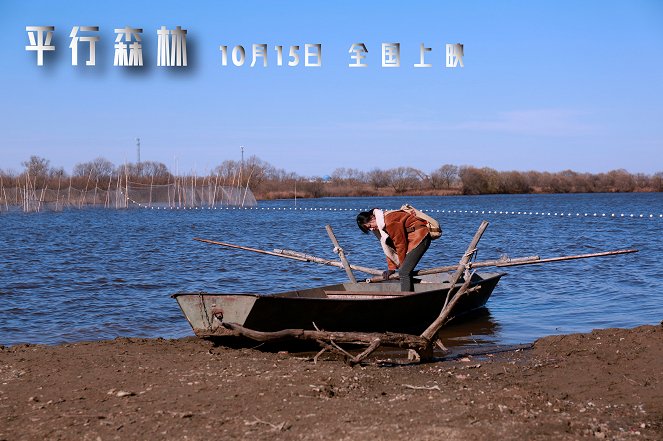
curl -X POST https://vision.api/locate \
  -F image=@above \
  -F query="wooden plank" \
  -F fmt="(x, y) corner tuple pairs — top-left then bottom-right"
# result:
(323, 290), (416, 297)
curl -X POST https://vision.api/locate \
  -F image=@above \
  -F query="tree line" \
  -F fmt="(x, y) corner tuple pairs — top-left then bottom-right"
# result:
(1, 155), (661, 200)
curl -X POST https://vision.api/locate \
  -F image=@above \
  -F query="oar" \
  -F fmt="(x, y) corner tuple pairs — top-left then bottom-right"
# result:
(193, 237), (383, 275)
(193, 238), (309, 262)
(273, 249), (383, 275)
(493, 248), (638, 266)
(365, 248), (639, 283)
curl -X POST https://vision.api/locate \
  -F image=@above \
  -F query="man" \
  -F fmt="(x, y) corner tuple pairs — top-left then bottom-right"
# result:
(356, 208), (431, 291)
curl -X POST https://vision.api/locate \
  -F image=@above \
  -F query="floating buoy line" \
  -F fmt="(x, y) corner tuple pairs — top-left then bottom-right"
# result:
(125, 197), (662, 219)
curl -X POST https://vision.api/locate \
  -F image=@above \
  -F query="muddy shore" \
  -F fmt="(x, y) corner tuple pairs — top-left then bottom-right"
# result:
(1, 324), (661, 440)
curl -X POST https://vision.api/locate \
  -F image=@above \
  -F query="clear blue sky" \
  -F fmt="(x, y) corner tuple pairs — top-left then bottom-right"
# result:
(1, 0), (662, 177)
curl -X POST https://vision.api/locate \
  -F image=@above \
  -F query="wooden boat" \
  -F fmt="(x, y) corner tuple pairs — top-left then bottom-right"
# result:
(172, 271), (504, 338)
(176, 227), (634, 362)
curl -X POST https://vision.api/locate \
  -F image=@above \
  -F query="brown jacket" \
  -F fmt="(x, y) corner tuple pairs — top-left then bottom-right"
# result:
(383, 210), (429, 270)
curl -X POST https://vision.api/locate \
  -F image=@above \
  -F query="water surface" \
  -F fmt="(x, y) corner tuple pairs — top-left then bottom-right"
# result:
(1, 193), (661, 348)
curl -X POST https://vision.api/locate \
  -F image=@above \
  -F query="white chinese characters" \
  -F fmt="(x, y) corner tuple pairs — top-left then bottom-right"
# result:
(69, 26), (100, 66)
(157, 26), (187, 67)
(24, 27), (464, 70)
(349, 42), (464, 68)
(114, 27), (143, 66)
(25, 25), (189, 68)
(445, 43), (464, 68)
(381, 43), (400, 68)
(25, 26), (55, 66)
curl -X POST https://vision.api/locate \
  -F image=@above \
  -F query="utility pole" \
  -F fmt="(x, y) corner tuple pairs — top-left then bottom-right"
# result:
(136, 138), (141, 164)
(239, 145), (244, 186)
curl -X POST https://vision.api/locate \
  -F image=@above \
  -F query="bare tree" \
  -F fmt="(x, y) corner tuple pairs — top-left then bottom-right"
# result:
(367, 168), (392, 190)
(242, 155), (276, 190)
(431, 164), (458, 189)
(73, 157), (115, 180)
(117, 161), (171, 182)
(49, 167), (68, 180)
(652, 172), (663, 192)
(499, 171), (531, 194)
(390, 167), (423, 193)
(458, 166), (501, 195)
(606, 169), (636, 192)
(21, 156), (51, 188)
(303, 178), (325, 198)
(331, 167), (366, 184)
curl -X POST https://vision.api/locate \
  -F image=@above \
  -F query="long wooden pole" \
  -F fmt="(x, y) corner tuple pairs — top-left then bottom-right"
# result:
(495, 248), (638, 266)
(365, 249), (638, 283)
(362, 254), (540, 283)
(274, 249), (383, 275)
(325, 225), (357, 283)
(193, 238), (309, 262)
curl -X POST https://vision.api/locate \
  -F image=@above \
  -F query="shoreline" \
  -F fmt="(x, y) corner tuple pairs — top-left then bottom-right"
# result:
(2, 324), (661, 440)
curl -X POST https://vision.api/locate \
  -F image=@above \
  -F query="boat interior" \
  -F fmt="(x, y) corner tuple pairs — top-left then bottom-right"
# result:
(270, 272), (504, 299)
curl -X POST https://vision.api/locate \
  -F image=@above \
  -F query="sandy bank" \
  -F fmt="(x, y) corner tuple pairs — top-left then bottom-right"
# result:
(1, 324), (661, 440)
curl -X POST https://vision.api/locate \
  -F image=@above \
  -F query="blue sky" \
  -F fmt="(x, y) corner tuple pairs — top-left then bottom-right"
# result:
(1, 1), (661, 177)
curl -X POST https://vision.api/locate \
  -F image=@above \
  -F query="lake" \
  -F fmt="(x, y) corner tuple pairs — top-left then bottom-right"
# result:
(1, 192), (661, 348)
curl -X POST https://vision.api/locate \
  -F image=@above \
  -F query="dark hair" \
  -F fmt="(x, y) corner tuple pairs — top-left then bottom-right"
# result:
(356, 209), (376, 234)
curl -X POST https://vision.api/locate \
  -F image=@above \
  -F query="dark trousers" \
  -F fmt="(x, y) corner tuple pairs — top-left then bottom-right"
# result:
(399, 234), (431, 292)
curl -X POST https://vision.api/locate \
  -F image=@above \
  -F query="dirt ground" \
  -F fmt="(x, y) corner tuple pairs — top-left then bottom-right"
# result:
(1, 324), (661, 441)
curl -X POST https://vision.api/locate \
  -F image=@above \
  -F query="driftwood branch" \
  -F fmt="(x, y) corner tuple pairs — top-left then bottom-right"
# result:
(420, 221), (490, 345)
(222, 322), (429, 365)
(222, 323), (428, 350)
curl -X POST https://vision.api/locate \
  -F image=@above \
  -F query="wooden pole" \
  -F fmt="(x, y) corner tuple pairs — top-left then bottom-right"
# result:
(274, 249), (383, 275)
(366, 249), (637, 283)
(325, 225), (357, 283)
(495, 248), (638, 266)
(193, 237), (384, 274)
(193, 238), (309, 262)
(366, 254), (540, 283)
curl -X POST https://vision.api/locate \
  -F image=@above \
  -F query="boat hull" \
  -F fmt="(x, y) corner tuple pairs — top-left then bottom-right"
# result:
(173, 272), (504, 337)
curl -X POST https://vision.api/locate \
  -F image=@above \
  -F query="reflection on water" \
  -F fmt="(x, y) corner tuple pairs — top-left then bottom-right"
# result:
(440, 308), (500, 347)
(1, 192), (662, 349)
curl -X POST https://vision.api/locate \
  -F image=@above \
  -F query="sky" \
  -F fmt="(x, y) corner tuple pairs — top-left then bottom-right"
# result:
(1, 0), (662, 177)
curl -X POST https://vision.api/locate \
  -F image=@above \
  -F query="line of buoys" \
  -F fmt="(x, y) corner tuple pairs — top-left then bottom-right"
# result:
(126, 198), (663, 219)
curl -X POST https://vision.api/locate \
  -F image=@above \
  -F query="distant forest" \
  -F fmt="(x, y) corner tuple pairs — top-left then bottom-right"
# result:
(2, 155), (662, 200)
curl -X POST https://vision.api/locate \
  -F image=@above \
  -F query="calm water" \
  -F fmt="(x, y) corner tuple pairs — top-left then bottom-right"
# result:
(1, 193), (661, 348)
